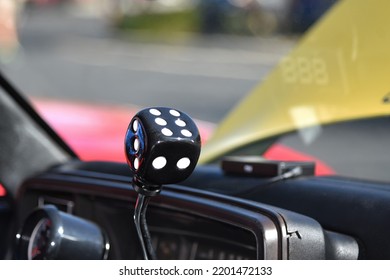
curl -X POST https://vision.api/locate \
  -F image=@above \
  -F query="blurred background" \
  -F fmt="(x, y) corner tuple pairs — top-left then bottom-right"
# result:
(0, 0), (337, 123)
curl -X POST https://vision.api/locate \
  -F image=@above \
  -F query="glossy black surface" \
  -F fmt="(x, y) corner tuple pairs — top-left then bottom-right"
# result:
(0, 198), (12, 259)
(17, 205), (108, 260)
(125, 107), (201, 186)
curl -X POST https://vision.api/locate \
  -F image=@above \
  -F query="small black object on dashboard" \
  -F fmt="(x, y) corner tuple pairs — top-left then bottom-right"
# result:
(221, 156), (315, 178)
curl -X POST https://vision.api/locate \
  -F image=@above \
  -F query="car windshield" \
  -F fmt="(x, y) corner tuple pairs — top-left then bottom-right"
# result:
(1, 0), (299, 123)
(2, 0), (389, 182)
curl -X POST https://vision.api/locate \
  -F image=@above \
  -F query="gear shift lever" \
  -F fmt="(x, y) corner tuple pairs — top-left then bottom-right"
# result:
(125, 107), (201, 259)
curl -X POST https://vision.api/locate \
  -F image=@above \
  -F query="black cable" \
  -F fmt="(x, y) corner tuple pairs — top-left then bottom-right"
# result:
(235, 166), (304, 197)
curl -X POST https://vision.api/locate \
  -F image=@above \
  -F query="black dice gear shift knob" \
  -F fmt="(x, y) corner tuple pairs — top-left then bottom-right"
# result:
(124, 107), (201, 260)
(125, 107), (201, 194)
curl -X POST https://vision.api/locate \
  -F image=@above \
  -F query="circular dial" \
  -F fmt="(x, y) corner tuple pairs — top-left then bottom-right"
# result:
(27, 217), (52, 260)
(18, 205), (108, 260)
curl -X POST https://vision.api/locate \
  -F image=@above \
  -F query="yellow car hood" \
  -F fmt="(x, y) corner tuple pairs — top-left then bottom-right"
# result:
(200, 0), (390, 163)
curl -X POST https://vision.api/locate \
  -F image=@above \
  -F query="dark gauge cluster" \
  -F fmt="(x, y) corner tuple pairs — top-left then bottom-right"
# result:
(152, 231), (255, 260)
(27, 217), (52, 260)
(17, 160), (363, 260)
(17, 187), (262, 260)
(17, 205), (109, 260)
(143, 206), (259, 260)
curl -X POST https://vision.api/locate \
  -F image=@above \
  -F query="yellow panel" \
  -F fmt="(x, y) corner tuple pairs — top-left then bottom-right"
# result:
(200, 0), (390, 163)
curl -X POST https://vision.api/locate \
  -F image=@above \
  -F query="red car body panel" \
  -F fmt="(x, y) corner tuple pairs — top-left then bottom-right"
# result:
(31, 98), (216, 162)
(0, 184), (5, 197)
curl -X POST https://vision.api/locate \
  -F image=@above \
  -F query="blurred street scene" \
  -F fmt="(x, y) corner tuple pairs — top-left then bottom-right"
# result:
(0, 0), (336, 122)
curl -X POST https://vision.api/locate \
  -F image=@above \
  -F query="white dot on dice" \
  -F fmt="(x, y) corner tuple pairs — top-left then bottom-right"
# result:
(149, 108), (161, 116)
(175, 119), (186, 127)
(155, 118), (167, 126)
(152, 156), (167, 169)
(133, 138), (140, 152)
(181, 129), (192, 137)
(177, 157), (191, 169)
(161, 128), (173, 136)
(169, 109), (180, 117)
(134, 158), (139, 170)
(132, 120), (139, 132)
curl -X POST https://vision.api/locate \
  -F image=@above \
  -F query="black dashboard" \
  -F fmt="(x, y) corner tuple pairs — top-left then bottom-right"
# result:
(12, 160), (387, 260)
(15, 161), (272, 260)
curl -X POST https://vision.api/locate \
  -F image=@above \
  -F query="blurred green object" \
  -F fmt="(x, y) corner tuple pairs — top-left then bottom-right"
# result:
(116, 9), (201, 35)
(113, 0), (337, 38)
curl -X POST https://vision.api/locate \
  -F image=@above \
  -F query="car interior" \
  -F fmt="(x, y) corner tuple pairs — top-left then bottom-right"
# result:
(1, 69), (390, 260)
